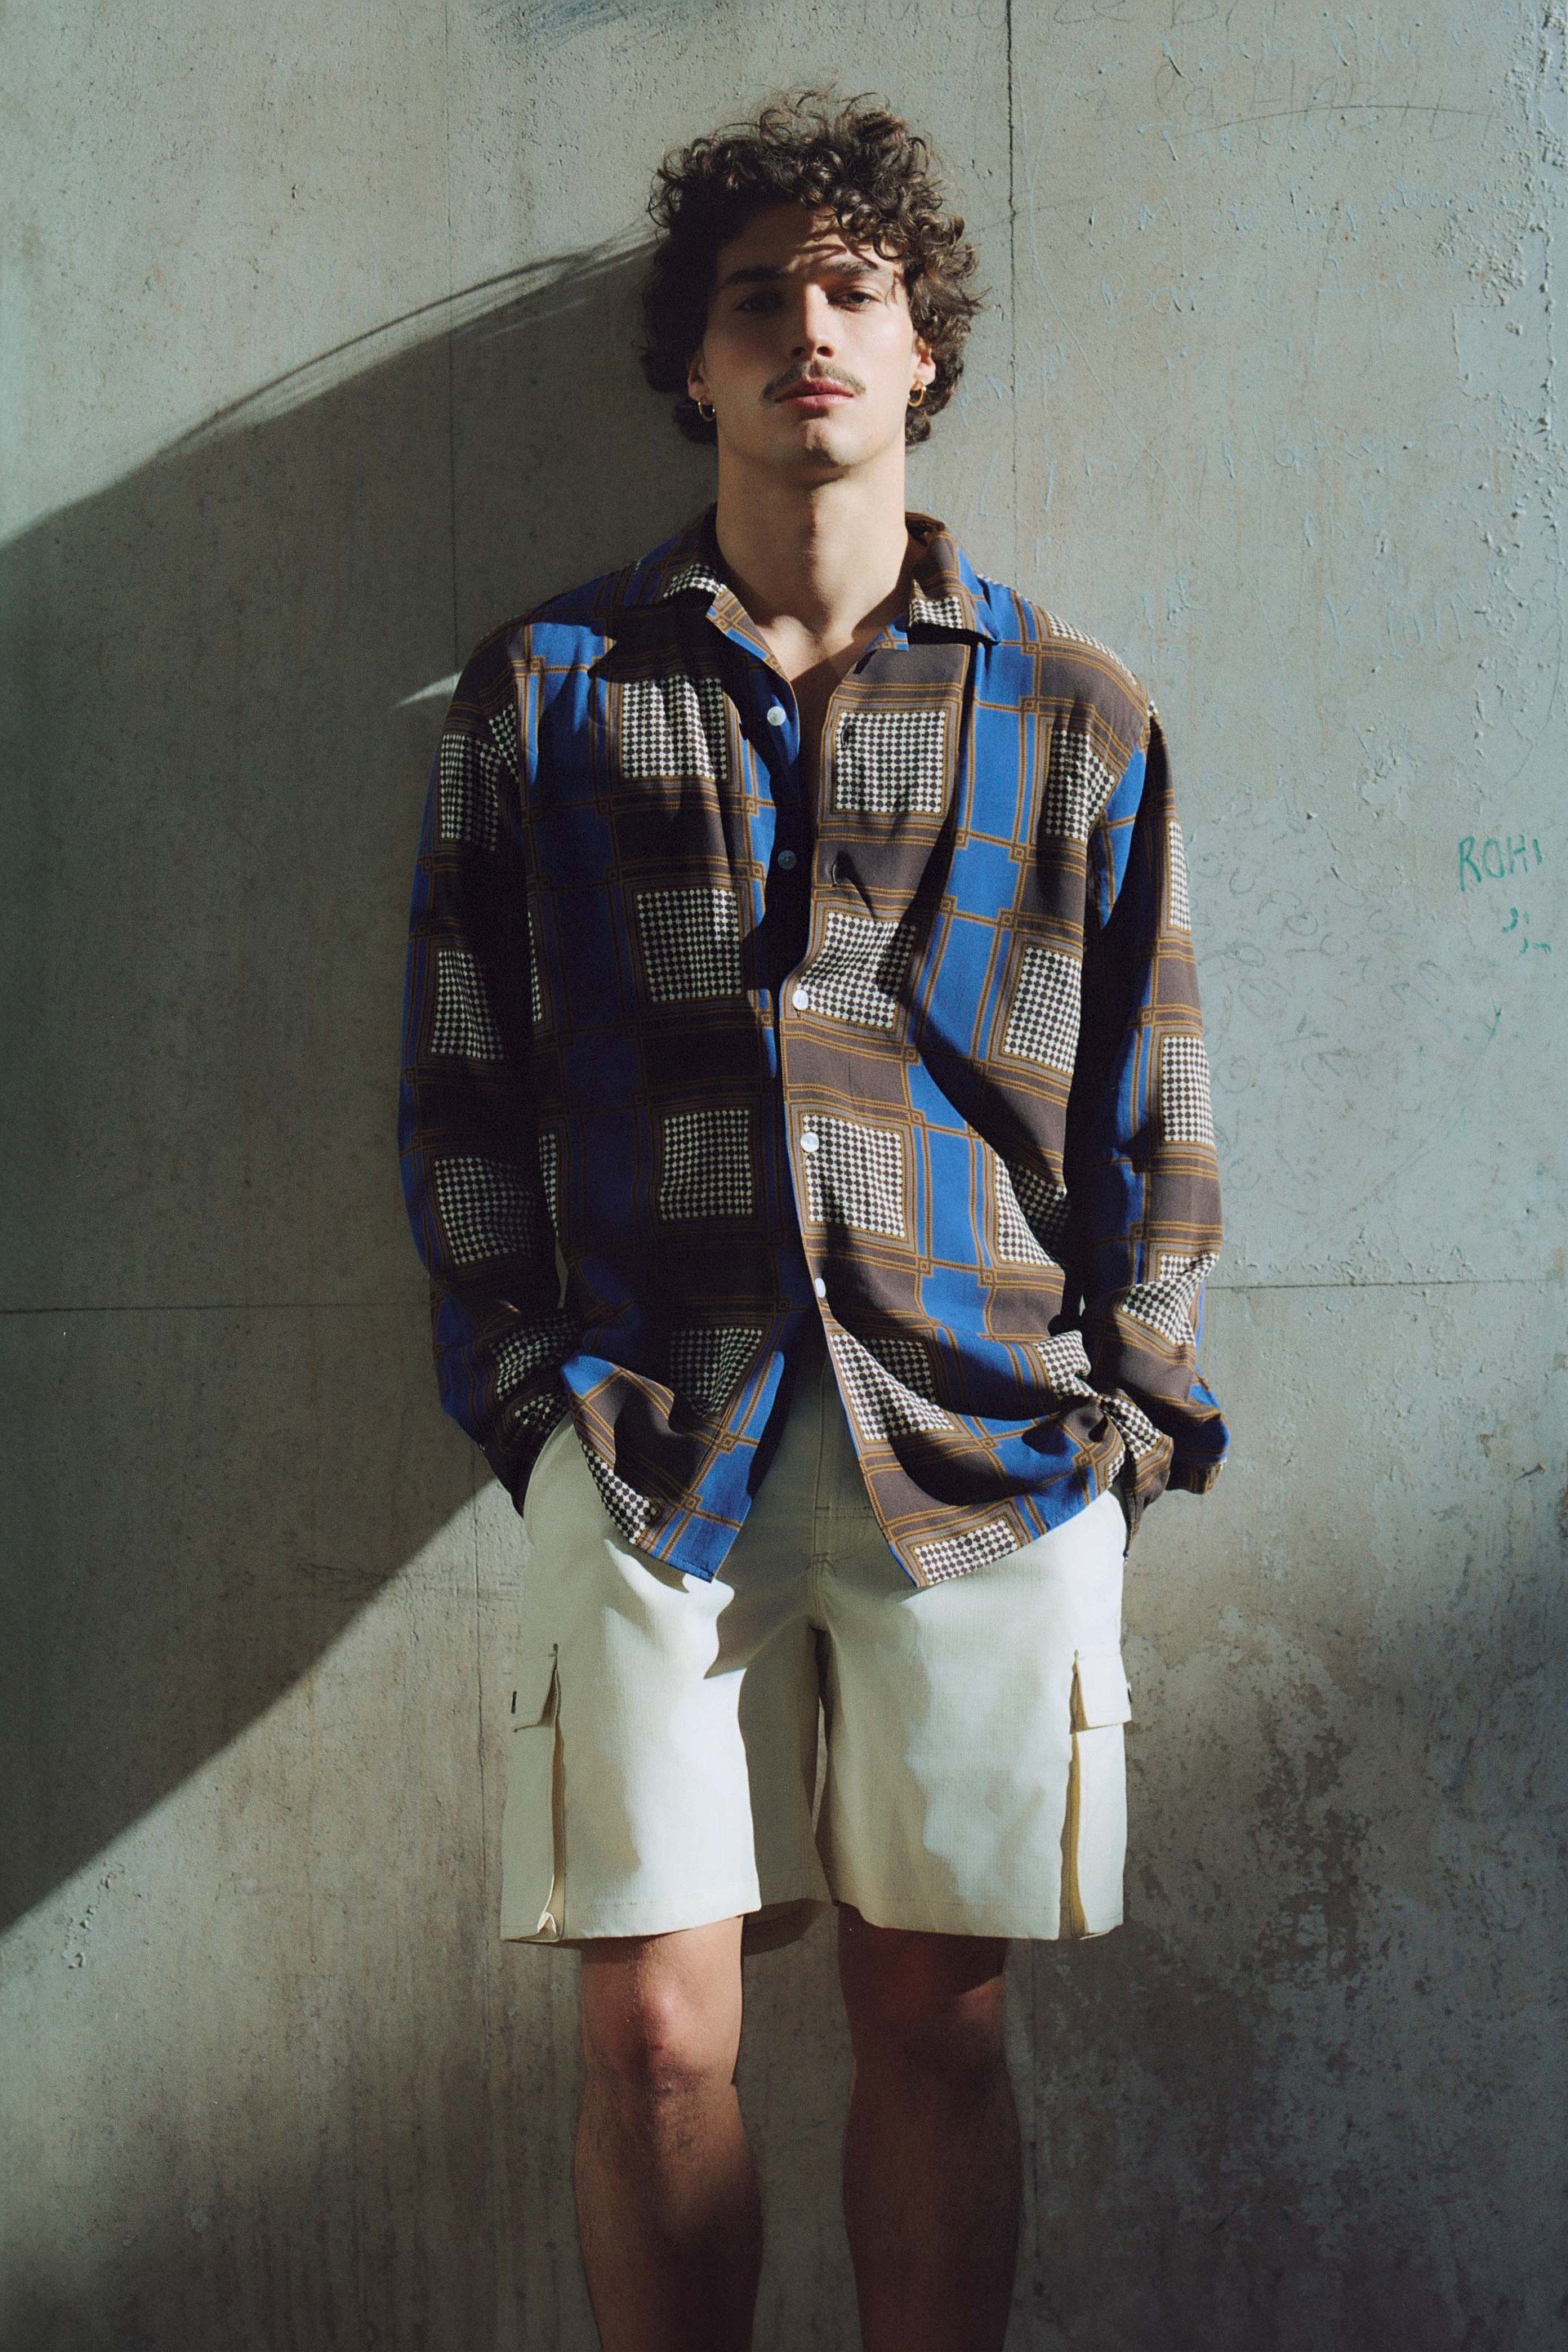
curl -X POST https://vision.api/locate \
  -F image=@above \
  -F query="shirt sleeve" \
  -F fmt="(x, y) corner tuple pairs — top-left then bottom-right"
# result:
(396, 637), (579, 1508)
(1066, 701), (1229, 1543)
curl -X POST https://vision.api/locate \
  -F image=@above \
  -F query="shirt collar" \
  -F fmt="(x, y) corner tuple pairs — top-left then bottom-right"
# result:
(622, 502), (998, 646)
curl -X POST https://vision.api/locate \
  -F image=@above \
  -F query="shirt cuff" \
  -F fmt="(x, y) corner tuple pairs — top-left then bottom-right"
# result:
(483, 1376), (572, 1512)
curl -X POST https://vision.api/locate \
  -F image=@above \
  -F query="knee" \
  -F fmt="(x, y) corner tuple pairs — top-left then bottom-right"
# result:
(581, 1939), (742, 2105)
(838, 1915), (1009, 2087)
(849, 1991), (1009, 2096)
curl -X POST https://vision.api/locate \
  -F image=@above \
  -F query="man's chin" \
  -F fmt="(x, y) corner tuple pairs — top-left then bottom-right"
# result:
(715, 410), (904, 485)
(750, 418), (891, 476)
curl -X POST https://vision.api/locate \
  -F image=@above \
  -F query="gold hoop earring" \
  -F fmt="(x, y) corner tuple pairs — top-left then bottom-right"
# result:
(696, 399), (715, 421)
(907, 384), (927, 409)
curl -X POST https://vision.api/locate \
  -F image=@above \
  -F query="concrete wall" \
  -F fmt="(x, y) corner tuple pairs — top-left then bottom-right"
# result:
(3, 2), (1564, 2345)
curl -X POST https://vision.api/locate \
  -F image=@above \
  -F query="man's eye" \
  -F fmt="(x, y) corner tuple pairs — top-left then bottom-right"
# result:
(733, 287), (876, 311)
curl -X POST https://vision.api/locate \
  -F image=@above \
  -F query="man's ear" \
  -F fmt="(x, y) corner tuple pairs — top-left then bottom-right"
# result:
(911, 334), (937, 390)
(686, 344), (710, 407)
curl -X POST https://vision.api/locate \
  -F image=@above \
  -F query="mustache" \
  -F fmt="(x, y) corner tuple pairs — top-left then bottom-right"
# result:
(768, 368), (862, 399)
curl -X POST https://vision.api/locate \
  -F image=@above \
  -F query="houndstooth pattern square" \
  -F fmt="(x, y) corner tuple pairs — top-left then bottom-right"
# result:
(1007, 1160), (1071, 1257)
(438, 730), (501, 849)
(1046, 612), (1120, 662)
(831, 708), (947, 816)
(1120, 1250), (1217, 1346)
(1160, 1035), (1216, 1147)
(487, 701), (521, 774)
(1167, 820), (1192, 932)
(494, 1308), (580, 1396)
(431, 947), (503, 1059)
(620, 669), (729, 783)
(830, 1331), (951, 1441)
(501, 1385), (570, 1457)
(669, 1325), (764, 1414)
(662, 559), (728, 601)
(915, 1519), (1018, 1584)
(528, 903), (545, 1027)
(658, 1107), (753, 1220)
(801, 1115), (906, 1237)
(1034, 1331), (1097, 1396)
(434, 1155), (545, 1269)
(994, 1160), (1058, 1265)
(798, 911), (915, 1029)
(908, 587), (969, 630)
(1003, 947), (1081, 1070)
(1105, 1390), (1162, 1461)
(584, 1447), (661, 1543)
(635, 888), (742, 1001)
(537, 1127), (560, 1232)
(1039, 725), (1117, 844)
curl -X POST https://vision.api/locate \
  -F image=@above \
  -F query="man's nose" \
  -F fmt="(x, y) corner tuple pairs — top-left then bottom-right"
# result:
(789, 288), (839, 355)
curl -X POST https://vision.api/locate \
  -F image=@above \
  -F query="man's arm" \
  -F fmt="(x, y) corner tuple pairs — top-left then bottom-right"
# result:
(397, 639), (579, 1507)
(1067, 702), (1229, 1543)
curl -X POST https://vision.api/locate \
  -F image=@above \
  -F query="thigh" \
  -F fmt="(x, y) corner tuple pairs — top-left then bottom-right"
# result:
(817, 1470), (1131, 1944)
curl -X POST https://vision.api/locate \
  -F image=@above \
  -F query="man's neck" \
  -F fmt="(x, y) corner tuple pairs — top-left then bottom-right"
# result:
(710, 458), (915, 674)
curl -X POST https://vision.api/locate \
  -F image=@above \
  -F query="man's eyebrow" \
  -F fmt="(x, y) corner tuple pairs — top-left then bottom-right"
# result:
(715, 256), (892, 292)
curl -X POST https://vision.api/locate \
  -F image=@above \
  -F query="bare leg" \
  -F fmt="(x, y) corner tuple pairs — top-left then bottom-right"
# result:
(574, 1915), (761, 2352)
(837, 1905), (1020, 2352)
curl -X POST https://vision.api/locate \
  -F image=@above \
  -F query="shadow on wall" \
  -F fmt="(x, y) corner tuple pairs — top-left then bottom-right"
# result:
(1, 235), (715, 1934)
(6, 214), (1565, 2352)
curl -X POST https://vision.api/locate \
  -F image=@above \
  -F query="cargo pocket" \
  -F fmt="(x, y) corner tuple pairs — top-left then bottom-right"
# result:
(499, 1645), (564, 1942)
(1061, 1644), (1132, 1939)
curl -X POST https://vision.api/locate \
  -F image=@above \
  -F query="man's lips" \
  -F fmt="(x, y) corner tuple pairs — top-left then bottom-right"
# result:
(774, 381), (856, 403)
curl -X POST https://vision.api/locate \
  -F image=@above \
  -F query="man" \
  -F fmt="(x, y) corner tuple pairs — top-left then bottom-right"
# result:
(399, 88), (1227, 2352)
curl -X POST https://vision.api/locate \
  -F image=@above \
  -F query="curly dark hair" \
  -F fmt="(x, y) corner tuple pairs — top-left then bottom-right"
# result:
(639, 89), (985, 450)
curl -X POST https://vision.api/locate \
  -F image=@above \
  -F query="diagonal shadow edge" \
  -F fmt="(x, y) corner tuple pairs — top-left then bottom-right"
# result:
(0, 234), (715, 1931)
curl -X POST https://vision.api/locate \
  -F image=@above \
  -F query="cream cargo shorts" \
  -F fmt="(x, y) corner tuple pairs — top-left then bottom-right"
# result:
(500, 1331), (1133, 1953)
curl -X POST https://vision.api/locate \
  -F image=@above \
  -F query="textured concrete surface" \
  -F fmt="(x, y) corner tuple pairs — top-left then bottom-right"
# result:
(3, 2), (1565, 2346)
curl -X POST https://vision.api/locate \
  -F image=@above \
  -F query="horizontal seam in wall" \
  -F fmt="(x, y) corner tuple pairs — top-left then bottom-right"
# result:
(1213, 1276), (1553, 1294)
(0, 1299), (421, 1316)
(0, 1274), (1558, 1317)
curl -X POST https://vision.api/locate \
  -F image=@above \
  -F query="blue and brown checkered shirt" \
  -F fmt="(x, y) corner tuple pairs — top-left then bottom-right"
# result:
(399, 504), (1227, 1587)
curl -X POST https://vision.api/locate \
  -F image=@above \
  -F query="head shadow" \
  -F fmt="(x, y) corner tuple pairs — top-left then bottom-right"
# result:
(0, 234), (715, 1932)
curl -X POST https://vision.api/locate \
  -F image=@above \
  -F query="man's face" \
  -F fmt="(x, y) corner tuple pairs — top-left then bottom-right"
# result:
(687, 203), (936, 479)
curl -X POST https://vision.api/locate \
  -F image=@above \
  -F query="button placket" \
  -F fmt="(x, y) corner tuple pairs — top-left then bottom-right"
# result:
(760, 683), (804, 888)
(776, 662), (872, 1338)
(778, 662), (856, 1014)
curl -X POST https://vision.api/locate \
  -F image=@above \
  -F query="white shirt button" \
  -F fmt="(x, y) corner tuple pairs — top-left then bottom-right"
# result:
(800, 1129), (820, 1153)
(791, 986), (810, 1011)
(766, 702), (787, 726)
(813, 1276), (827, 1298)
(776, 849), (797, 870)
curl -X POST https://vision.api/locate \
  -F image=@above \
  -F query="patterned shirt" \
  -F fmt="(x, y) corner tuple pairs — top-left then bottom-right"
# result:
(398, 504), (1228, 1587)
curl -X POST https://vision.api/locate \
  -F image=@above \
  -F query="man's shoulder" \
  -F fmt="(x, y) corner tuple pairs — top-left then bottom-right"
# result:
(439, 552), (655, 751)
(458, 528), (693, 682)
(977, 574), (1152, 728)
(450, 540), (1155, 757)
(455, 568), (629, 674)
